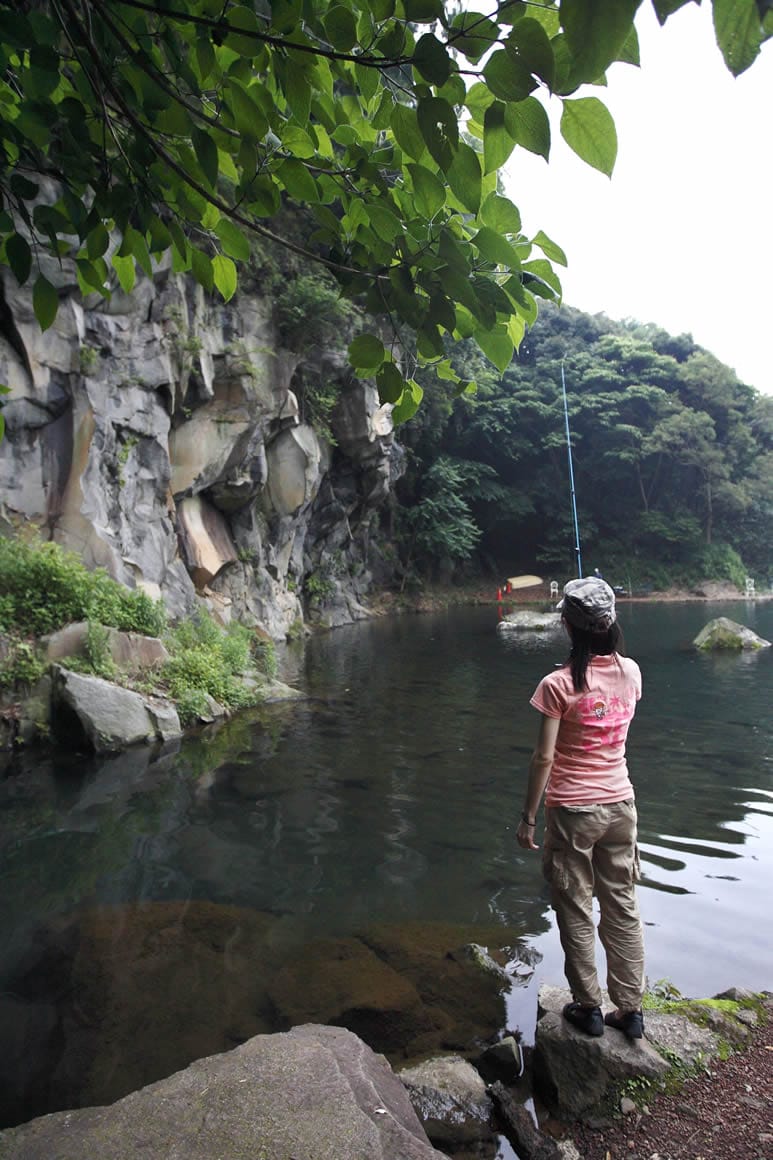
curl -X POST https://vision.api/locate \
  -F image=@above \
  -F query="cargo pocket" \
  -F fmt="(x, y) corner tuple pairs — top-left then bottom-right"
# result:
(542, 842), (570, 893)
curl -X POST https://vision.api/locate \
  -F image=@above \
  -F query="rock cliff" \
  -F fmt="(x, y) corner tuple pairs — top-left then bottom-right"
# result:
(0, 255), (401, 639)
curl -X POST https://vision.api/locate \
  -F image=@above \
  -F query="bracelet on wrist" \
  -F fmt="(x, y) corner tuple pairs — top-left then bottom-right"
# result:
(521, 812), (536, 827)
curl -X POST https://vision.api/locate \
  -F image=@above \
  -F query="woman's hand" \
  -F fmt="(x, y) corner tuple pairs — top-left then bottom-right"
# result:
(517, 817), (539, 851)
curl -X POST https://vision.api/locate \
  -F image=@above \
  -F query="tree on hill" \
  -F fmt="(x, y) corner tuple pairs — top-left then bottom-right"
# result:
(1, 0), (770, 426)
(393, 303), (773, 588)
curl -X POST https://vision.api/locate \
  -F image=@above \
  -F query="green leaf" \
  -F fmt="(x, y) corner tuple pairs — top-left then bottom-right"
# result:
(281, 124), (317, 159)
(475, 325), (514, 372)
(560, 0), (640, 83)
(212, 253), (237, 301)
(652, 0), (692, 21)
(407, 163), (446, 217)
(225, 4), (263, 55)
(191, 248), (214, 292)
(391, 102), (426, 161)
(214, 218), (250, 262)
(391, 378), (424, 425)
(483, 102), (516, 175)
(6, 233), (31, 285)
(325, 4), (358, 50)
(483, 49), (537, 101)
(348, 333), (386, 371)
(449, 12), (500, 63)
(506, 18), (555, 89)
(368, 204), (402, 242)
(472, 227), (520, 268)
(402, 0), (443, 20)
(617, 24), (640, 66)
(417, 97), (458, 170)
(33, 274), (58, 331)
(522, 257), (563, 297)
(192, 127), (219, 189)
(278, 158), (319, 203)
(226, 79), (269, 141)
(532, 229), (567, 266)
(446, 142), (482, 214)
(434, 358), (460, 382)
(413, 33), (452, 86)
(112, 253), (136, 295)
(10, 174), (39, 201)
(503, 97), (551, 159)
(713, 0), (762, 75)
(560, 97), (617, 176)
(86, 223), (110, 260)
(377, 361), (404, 404)
(196, 36), (216, 82)
(480, 192), (522, 234)
(126, 227), (153, 278)
(283, 63), (312, 125)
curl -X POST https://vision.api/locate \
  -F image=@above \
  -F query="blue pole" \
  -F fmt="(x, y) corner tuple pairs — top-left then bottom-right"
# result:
(561, 361), (583, 579)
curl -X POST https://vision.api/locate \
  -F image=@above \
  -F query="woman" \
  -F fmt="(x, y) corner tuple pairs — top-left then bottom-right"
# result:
(516, 576), (645, 1040)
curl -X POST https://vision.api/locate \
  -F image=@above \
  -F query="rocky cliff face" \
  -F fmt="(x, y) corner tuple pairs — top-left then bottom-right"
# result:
(0, 257), (402, 639)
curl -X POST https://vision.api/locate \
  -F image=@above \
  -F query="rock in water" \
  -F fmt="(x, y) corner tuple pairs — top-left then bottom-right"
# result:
(693, 617), (771, 650)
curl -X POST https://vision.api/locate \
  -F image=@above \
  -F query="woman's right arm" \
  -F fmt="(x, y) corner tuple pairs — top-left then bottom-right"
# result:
(517, 713), (560, 851)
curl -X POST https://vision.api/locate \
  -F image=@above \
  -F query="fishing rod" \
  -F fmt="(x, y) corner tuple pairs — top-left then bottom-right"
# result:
(561, 360), (583, 579)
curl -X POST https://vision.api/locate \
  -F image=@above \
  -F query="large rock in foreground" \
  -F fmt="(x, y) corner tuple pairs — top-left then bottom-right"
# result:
(693, 617), (771, 650)
(0, 1025), (446, 1160)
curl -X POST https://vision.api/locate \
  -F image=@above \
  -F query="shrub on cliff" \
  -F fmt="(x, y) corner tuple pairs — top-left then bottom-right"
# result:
(160, 613), (273, 724)
(0, 538), (166, 637)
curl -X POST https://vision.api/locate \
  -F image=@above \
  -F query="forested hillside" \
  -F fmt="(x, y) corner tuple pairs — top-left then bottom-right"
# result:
(395, 304), (773, 592)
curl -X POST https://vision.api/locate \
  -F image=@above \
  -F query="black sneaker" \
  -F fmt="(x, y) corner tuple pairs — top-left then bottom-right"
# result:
(562, 1001), (604, 1037)
(604, 1009), (644, 1040)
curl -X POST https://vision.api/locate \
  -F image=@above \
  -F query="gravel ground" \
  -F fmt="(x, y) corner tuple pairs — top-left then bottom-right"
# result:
(568, 1003), (773, 1159)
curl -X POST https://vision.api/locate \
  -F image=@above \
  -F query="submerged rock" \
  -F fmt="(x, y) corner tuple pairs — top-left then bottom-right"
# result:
(693, 617), (771, 650)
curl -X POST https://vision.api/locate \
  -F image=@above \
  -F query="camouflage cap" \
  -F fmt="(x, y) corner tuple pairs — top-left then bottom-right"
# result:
(557, 576), (617, 631)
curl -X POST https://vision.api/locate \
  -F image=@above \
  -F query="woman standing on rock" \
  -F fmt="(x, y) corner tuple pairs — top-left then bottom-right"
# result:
(517, 576), (645, 1040)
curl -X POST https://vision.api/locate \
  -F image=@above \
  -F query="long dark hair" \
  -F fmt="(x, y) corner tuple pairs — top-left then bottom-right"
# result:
(565, 620), (626, 693)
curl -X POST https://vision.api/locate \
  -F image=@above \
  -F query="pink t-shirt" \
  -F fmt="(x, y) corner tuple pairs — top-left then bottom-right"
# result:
(530, 654), (641, 806)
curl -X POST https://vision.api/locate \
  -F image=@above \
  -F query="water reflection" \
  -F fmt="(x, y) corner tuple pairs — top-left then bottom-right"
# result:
(0, 601), (771, 1127)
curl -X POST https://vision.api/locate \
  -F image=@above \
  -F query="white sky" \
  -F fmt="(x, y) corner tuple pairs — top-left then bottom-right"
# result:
(503, 3), (773, 394)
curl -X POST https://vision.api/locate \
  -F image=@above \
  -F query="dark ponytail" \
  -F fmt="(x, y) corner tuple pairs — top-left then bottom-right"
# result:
(566, 621), (626, 692)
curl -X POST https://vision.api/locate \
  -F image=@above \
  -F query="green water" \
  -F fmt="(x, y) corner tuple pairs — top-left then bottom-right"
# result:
(1, 601), (771, 1130)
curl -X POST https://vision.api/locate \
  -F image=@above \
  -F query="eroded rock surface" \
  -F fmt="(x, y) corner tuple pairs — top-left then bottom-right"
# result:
(0, 260), (402, 638)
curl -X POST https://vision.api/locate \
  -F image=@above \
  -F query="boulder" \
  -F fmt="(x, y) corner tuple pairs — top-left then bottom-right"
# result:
(398, 1054), (495, 1153)
(693, 617), (771, 650)
(497, 611), (562, 633)
(51, 665), (181, 753)
(44, 623), (169, 672)
(0, 1025), (446, 1160)
(534, 986), (669, 1120)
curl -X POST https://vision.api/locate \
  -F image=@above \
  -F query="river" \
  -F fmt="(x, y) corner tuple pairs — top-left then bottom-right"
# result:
(1, 600), (771, 1134)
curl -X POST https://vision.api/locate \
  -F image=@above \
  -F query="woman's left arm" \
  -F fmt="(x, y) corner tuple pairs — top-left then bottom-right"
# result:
(517, 714), (560, 851)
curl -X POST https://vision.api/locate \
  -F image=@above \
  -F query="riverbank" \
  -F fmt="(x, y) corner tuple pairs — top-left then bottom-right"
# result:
(365, 578), (772, 617)
(568, 993), (773, 1159)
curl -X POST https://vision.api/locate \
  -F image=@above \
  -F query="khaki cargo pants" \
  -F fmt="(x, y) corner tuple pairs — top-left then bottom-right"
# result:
(543, 800), (644, 1012)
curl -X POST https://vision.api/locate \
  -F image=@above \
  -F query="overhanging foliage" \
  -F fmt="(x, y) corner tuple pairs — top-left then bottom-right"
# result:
(0, 0), (770, 421)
